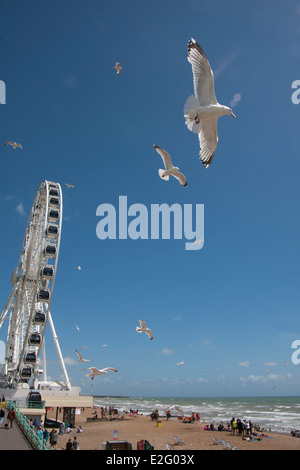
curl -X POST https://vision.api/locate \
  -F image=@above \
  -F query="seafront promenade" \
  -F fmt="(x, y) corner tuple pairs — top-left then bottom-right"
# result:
(0, 410), (31, 450)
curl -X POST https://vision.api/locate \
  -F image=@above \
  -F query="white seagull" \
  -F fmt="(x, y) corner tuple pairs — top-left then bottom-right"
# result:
(75, 325), (80, 332)
(173, 406), (184, 416)
(77, 266), (82, 271)
(184, 38), (236, 168)
(113, 62), (122, 75)
(75, 350), (91, 362)
(5, 141), (23, 150)
(136, 320), (153, 340)
(177, 361), (184, 366)
(153, 145), (187, 187)
(86, 367), (118, 379)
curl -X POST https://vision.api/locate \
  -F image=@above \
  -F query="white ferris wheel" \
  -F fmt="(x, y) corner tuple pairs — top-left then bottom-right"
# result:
(0, 180), (71, 390)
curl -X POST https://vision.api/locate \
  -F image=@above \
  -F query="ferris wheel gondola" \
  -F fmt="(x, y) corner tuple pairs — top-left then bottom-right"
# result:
(0, 180), (71, 390)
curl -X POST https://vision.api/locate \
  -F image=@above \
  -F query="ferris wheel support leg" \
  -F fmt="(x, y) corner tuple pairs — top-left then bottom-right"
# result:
(47, 311), (72, 390)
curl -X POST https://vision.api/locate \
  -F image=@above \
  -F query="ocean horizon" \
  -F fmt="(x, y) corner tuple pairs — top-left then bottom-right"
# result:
(92, 395), (300, 434)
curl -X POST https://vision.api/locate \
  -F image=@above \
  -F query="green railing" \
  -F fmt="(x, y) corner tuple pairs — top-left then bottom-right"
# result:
(5, 400), (50, 450)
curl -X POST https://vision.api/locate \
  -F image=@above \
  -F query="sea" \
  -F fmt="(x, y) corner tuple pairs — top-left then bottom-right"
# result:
(93, 396), (300, 434)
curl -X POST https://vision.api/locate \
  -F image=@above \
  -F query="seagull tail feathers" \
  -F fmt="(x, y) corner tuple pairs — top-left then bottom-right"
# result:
(158, 169), (169, 181)
(184, 95), (202, 133)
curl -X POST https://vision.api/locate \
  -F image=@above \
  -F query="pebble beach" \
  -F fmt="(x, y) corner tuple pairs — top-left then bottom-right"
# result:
(46, 407), (300, 451)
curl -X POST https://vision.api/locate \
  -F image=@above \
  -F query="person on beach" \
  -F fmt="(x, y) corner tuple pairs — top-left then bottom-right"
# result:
(7, 407), (16, 428)
(0, 407), (5, 426)
(73, 435), (79, 450)
(50, 429), (58, 449)
(66, 438), (73, 450)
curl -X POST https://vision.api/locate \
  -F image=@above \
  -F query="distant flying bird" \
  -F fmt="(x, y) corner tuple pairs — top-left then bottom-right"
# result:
(86, 367), (118, 379)
(153, 145), (187, 187)
(184, 38), (236, 168)
(65, 183), (75, 189)
(177, 361), (184, 366)
(136, 320), (153, 340)
(75, 350), (91, 362)
(113, 62), (122, 75)
(76, 325), (80, 332)
(173, 406), (184, 416)
(101, 344), (108, 347)
(77, 266), (82, 271)
(4, 141), (22, 149)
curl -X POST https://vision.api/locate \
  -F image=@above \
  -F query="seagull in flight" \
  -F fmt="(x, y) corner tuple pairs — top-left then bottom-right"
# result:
(77, 266), (82, 271)
(184, 38), (236, 168)
(75, 350), (91, 362)
(75, 325), (80, 332)
(65, 183), (75, 189)
(4, 141), (22, 149)
(153, 145), (187, 187)
(173, 406), (184, 416)
(86, 367), (118, 379)
(177, 361), (184, 366)
(136, 320), (153, 340)
(113, 62), (122, 75)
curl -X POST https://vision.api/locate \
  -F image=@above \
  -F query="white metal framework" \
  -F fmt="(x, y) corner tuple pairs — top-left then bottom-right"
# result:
(0, 180), (71, 390)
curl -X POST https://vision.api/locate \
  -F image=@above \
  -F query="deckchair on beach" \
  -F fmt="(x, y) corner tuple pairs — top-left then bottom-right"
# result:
(212, 435), (223, 445)
(166, 443), (174, 450)
(222, 440), (240, 450)
(174, 435), (184, 445)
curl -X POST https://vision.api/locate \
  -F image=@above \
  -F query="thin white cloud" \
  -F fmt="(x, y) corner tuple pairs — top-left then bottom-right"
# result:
(15, 202), (26, 217)
(238, 361), (251, 367)
(156, 348), (175, 355)
(264, 362), (277, 367)
(63, 356), (77, 366)
(199, 338), (216, 349)
(240, 373), (291, 384)
(172, 314), (182, 322)
(196, 377), (209, 384)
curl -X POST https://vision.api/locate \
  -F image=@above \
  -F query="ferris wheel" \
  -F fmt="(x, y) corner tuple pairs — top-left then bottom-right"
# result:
(0, 180), (71, 390)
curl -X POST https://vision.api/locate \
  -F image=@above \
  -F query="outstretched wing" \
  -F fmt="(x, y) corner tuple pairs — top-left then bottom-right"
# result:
(146, 329), (153, 340)
(171, 170), (188, 187)
(198, 118), (219, 167)
(139, 320), (147, 330)
(153, 145), (173, 170)
(187, 38), (217, 106)
(103, 367), (118, 372)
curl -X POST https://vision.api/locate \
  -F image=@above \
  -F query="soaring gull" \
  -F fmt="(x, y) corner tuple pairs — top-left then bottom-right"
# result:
(86, 367), (118, 379)
(177, 361), (184, 366)
(5, 141), (23, 150)
(65, 183), (75, 189)
(153, 145), (187, 187)
(136, 320), (153, 340)
(113, 62), (122, 75)
(75, 350), (91, 362)
(184, 38), (236, 168)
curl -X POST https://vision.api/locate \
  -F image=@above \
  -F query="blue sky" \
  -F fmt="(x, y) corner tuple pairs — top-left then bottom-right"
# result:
(0, 0), (300, 397)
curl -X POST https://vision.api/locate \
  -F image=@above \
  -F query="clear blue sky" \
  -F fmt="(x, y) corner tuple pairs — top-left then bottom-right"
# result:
(0, 0), (300, 397)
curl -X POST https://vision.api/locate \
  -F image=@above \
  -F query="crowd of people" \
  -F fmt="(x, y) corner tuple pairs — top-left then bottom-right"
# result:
(204, 417), (267, 437)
